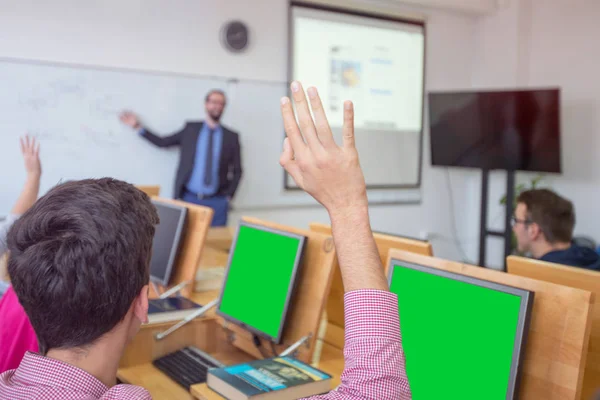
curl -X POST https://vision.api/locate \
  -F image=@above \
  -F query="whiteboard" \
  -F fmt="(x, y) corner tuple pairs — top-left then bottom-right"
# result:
(0, 59), (421, 213)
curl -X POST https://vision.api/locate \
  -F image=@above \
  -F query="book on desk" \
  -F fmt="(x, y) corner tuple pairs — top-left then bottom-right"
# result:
(207, 356), (331, 400)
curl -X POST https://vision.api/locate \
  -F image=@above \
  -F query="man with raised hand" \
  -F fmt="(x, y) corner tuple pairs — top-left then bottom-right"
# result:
(280, 81), (411, 399)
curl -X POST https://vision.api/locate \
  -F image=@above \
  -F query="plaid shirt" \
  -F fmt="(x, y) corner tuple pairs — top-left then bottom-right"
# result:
(0, 290), (410, 399)
(0, 352), (150, 399)
(304, 290), (411, 399)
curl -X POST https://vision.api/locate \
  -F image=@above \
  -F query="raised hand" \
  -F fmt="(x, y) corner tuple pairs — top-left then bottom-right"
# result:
(20, 135), (41, 177)
(279, 81), (367, 216)
(119, 111), (141, 129)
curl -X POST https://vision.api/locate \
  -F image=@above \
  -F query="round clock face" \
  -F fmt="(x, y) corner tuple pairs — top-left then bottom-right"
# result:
(222, 21), (249, 52)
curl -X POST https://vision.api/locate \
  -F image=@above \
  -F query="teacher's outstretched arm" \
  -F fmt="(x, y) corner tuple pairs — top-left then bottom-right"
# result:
(119, 110), (184, 148)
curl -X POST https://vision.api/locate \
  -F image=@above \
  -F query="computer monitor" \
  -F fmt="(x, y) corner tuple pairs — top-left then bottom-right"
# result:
(149, 200), (188, 287)
(388, 259), (533, 400)
(217, 221), (306, 344)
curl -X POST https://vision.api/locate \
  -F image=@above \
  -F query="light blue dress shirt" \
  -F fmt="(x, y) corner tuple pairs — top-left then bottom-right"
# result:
(185, 124), (223, 195)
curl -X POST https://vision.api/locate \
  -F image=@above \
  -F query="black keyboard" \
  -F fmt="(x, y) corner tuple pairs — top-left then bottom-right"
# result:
(152, 346), (225, 390)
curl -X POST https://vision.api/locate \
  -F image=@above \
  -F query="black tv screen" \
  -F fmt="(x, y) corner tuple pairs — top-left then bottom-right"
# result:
(428, 89), (561, 172)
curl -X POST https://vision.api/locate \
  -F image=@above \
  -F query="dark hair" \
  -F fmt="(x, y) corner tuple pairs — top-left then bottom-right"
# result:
(517, 189), (575, 243)
(7, 178), (159, 354)
(205, 89), (226, 103)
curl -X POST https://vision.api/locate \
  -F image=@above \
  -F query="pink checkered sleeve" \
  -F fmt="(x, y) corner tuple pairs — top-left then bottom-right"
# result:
(101, 384), (152, 399)
(304, 289), (411, 400)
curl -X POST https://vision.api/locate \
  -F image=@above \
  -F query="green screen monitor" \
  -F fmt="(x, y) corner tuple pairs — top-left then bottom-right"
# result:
(388, 260), (533, 400)
(217, 221), (306, 344)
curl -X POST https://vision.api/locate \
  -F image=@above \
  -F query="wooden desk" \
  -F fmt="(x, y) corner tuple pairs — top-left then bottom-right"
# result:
(508, 256), (600, 400)
(198, 247), (230, 269)
(205, 227), (234, 252)
(120, 218), (336, 399)
(151, 198), (213, 297)
(135, 185), (161, 197)
(117, 290), (344, 400)
(194, 247), (228, 292)
(190, 343), (344, 399)
(118, 345), (343, 400)
(118, 291), (220, 400)
(309, 222), (433, 350)
(388, 250), (594, 400)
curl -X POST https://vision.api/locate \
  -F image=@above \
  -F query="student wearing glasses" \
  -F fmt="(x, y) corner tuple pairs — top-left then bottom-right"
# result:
(512, 189), (600, 270)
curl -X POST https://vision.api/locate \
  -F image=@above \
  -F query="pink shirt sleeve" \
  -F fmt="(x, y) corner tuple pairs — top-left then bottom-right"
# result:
(304, 289), (411, 400)
(0, 286), (39, 373)
(100, 383), (152, 399)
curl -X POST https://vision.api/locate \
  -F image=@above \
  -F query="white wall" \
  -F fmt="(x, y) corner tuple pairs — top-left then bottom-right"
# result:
(0, 0), (288, 82)
(468, 0), (600, 267)
(391, 0), (497, 15)
(0, 0), (480, 261)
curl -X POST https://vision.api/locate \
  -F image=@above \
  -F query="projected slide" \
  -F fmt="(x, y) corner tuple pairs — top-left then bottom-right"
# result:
(289, 5), (425, 189)
(292, 7), (424, 133)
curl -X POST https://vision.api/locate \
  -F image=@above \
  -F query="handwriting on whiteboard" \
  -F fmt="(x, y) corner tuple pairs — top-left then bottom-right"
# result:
(17, 79), (124, 150)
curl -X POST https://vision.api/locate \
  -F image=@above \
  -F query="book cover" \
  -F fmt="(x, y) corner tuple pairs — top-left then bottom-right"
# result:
(208, 357), (331, 399)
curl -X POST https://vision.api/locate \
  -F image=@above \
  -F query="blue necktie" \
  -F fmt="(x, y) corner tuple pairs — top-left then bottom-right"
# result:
(204, 128), (215, 187)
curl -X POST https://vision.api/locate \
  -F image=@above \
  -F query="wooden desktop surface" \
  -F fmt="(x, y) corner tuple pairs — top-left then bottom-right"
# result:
(205, 227), (234, 252)
(117, 290), (218, 399)
(118, 229), (340, 399)
(309, 222), (433, 351)
(118, 345), (343, 400)
(388, 250), (594, 400)
(507, 256), (600, 400)
(118, 240), (229, 400)
(190, 343), (344, 400)
(117, 289), (344, 400)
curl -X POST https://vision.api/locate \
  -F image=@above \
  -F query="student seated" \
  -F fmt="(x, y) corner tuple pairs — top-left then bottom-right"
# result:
(0, 82), (411, 399)
(513, 189), (600, 270)
(0, 135), (41, 297)
(0, 178), (158, 398)
(0, 136), (42, 374)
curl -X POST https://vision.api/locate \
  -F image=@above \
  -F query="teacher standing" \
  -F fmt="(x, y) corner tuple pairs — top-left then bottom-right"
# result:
(119, 89), (242, 226)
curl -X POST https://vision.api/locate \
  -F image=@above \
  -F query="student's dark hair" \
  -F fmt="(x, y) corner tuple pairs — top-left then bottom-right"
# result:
(517, 189), (575, 244)
(205, 89), (226, 103)
(7, 178), (159, 354)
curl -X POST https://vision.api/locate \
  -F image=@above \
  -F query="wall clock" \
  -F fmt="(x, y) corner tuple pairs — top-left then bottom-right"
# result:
(221, 20), (249, 53)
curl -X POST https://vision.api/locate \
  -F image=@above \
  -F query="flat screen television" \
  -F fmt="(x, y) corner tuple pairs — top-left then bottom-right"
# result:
(428, 88), (561, 173)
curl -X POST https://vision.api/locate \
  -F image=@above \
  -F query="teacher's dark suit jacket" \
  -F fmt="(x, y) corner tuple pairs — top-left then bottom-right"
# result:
(141, 121), (242, 199)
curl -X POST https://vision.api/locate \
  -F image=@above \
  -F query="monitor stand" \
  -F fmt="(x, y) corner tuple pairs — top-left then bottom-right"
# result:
(279, 334), (312, 358)
(152, 280), (192, 299)
(478, 169), (516, 270)
(151, 282), (164, 297)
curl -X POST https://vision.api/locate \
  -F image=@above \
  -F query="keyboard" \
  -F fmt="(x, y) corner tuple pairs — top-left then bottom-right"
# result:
(152, 346), (225, 390)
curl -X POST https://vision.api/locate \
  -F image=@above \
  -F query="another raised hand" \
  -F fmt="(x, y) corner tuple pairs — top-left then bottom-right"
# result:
(12, 135), (42, 215)
(20, 135), (41, 177)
